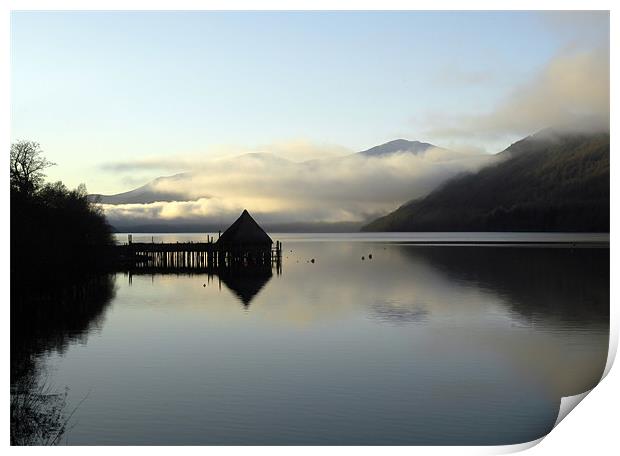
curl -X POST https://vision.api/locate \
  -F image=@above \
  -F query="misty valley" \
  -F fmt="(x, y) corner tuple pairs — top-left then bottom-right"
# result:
(91, 130), (610, 235)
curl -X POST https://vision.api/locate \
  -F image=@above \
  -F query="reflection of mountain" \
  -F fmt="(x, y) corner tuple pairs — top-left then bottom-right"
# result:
(219, 269), (273, 307)
(400, 246), (609, 326)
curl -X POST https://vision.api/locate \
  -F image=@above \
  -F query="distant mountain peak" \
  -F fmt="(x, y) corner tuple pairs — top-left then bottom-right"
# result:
(88, 138), (443, 207)
(358, 139), (437, 157)
(88, 172), (193, 205)
(363, 130), (610, 233)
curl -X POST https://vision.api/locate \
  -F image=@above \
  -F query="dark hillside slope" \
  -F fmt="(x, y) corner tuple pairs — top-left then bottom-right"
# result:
(362, 130), (609, 232)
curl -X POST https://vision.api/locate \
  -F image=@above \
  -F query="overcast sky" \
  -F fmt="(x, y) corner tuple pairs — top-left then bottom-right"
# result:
(11, 11), (609, 201)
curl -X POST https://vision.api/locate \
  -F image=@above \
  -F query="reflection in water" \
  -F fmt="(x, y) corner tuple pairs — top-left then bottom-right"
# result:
(395, 246), (609, 402)
(11, 275), (116, 445)
(126, 266), (274, 308)
(218, 269), (273, 307)
(12, 237), (610, 445)
(11, 275), (116, 382)
(11, 373), (70, 446)
(371, 299), (429, 325)
(402, 246), (609, 326)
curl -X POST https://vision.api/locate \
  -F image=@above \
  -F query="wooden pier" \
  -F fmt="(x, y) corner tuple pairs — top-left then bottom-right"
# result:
(115, 239), (282, 274)
(113, 210), (282, 276)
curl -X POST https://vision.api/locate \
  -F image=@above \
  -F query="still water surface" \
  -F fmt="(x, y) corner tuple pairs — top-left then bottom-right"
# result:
(36, 234), (609, 445)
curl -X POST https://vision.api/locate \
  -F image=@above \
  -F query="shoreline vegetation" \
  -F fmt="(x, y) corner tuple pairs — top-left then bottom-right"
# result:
(11, 141), (115, 280)
(10, 140), (117, 445)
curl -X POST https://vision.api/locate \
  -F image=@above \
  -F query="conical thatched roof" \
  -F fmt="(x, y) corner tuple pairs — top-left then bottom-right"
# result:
(217, 210), (273, 246)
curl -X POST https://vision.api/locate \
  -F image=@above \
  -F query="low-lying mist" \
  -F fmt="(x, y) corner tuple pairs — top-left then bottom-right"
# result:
(100, 146), (495, 229)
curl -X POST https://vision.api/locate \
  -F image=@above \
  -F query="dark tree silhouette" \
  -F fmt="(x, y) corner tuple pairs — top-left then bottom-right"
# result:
(10, 141), (117, 445)
(10, 141), (114, 278)
(10, 141), (55, 196)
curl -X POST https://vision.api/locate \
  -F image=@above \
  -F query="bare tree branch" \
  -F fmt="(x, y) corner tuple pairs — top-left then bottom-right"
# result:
(10, 141), (56, 196)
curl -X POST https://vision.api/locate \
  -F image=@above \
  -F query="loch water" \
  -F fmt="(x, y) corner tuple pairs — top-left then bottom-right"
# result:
(11, 233), (609, 445)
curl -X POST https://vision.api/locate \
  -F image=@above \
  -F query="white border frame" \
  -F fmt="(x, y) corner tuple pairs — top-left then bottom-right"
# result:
(2, 2), (616, 454)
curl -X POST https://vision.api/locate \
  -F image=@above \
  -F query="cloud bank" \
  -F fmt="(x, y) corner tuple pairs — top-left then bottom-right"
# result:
(423, 48), (609, 144)
(420, 12), (609, 148)
(100, 146), (494, 228)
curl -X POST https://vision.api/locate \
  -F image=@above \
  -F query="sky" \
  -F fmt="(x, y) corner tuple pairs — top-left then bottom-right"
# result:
(10, 10), (609, 226)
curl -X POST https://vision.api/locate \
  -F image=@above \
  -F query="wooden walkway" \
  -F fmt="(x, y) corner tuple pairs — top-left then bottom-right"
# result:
(114, 240), (282, 273)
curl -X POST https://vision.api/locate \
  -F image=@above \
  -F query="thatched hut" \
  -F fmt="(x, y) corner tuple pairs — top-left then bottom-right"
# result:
(216, 210), (275, 267)
(218, 210), (272, 248)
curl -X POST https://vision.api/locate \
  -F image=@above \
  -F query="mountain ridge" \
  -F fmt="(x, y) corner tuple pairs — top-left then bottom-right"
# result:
(89, 139), (442, 205)
(362, 129), (610, 232)
(357, 139), (437, 157)
(89, 172), (192, 205)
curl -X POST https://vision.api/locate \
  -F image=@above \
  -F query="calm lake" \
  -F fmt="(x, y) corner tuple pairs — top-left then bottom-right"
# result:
(16, 233), (609, 445)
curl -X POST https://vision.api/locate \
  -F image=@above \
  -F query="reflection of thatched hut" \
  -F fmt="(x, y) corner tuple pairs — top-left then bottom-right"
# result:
(219, 269), (273, 307)
(217, 210), (273, 264)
